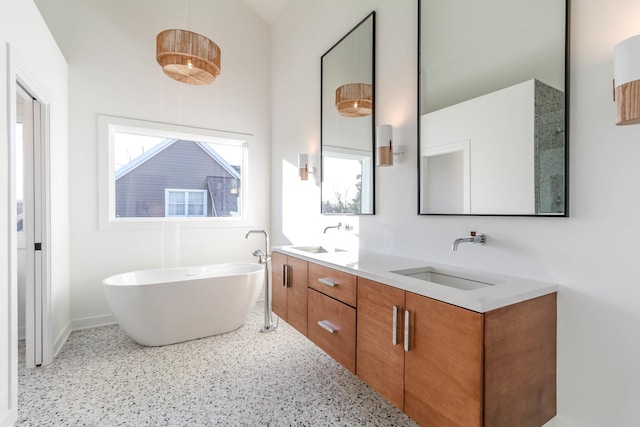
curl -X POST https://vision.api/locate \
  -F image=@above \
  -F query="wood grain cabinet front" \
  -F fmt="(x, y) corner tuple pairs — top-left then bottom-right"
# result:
(308, 262), (357, 306)
(307, 288), (356, 373)
(356, 277), (556, 427)
(271, 252), (308, 336)
(356, 277), (406, 409)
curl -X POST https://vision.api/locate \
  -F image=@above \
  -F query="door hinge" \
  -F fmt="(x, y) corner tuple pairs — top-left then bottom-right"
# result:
(34, 242), (42, 251)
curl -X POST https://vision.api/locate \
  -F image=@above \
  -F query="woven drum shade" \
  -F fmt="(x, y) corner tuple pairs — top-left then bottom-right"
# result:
(335, 83), (373, 117)
(156, 29), (221, 85)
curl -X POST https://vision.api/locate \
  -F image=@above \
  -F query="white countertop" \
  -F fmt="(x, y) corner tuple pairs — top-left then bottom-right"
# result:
(272, 246), (558, 313)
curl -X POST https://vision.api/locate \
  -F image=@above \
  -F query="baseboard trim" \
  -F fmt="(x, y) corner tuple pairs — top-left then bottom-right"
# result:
(70, 314), (117, 332)
(50, 315), (116, 359)
(0, 409), (17, 427)
(53, 322), (72, 358)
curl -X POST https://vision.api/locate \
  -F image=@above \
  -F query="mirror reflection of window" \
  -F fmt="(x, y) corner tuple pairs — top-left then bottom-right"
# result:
(322, 152), (372, 215)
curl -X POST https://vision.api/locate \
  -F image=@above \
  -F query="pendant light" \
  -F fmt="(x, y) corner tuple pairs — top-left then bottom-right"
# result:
(156, 29), (221, 85)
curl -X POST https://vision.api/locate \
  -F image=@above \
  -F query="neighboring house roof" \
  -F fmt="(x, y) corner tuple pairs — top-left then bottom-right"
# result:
(115, 139), (241, 181)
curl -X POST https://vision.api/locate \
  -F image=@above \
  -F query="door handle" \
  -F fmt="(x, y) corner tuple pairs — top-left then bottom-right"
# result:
(392, 306), (399, 346)
(282, 264), (290, 287)
(404, 310), (410, 352)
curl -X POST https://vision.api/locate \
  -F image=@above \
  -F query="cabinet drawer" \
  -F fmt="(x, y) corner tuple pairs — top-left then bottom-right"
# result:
(307, 288), (356, 373)
(308, 262), (357, 307)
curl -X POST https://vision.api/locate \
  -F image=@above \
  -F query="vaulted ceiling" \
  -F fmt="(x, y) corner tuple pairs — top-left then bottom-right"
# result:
(243, 0), (288, 24)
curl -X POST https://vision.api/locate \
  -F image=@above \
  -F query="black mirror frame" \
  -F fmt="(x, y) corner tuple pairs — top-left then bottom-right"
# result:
(417, 0), (570, 217)
(320, 11), (376, 216)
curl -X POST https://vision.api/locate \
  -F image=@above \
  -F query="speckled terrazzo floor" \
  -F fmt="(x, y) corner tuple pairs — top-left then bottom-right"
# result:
(18, 302), (418, 426)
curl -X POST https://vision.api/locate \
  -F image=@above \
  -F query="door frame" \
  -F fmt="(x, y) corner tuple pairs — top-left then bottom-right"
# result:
(8, 47), (53, 373)
(16, 82), (50, 368)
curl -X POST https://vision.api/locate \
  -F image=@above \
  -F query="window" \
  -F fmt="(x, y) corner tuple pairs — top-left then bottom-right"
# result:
(165, 189), (207, 217)
(99, 115), (249, 229)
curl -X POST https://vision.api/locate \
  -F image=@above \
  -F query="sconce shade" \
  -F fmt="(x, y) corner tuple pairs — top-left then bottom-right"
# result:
(376, 124), (393, 167)
(614, 34), (640, 125)
(156, 29), (221, 85)
(298, 154), (309, 180)
(335, 83), (373, 117)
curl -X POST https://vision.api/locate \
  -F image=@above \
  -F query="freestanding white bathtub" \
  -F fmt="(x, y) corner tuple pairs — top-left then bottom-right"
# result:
(102, 263), (264, 346)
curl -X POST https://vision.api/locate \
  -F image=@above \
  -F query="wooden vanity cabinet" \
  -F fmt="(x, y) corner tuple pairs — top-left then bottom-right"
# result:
(270, 252), (308, 336)
(308, 262), (357, 306)
(307, 288), (356, 373)
(356, 278), (406, 409)
(306, 263), (357, 373)
(357, 278), (556, 427)
(404, 291), (484, 427)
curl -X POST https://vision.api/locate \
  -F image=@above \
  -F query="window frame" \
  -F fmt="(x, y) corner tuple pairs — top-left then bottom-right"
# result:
(98, 115), (250, 230)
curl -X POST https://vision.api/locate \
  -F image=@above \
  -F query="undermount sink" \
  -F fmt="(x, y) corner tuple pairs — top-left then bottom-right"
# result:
(291, 245), (348, 254)
(391, 267), (499, 291)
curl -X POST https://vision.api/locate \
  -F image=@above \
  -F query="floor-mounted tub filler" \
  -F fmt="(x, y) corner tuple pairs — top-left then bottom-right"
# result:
(102, 263), (264, 346)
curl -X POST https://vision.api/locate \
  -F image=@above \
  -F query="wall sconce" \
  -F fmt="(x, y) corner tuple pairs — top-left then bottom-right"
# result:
(298, 154), (314, 180)
(376, 124), (404, 167)
(614, 34), (640, 125)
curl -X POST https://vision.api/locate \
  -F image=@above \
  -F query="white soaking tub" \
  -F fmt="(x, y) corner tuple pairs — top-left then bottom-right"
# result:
(102, 263), (264, 346)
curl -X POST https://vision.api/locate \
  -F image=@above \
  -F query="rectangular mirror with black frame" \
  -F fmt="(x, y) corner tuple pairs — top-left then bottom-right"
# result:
(418, 0), (569, 216)
(321, 12), (375, 215)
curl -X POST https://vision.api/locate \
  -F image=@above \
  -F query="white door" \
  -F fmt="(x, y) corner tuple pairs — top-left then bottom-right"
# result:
(16, 83), (45, 368)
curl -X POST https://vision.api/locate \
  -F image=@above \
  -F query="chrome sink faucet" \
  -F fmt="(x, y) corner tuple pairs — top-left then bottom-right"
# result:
(324, 222), (342, 233)
(452, 231), (486, 251)
(323, 222), (353, 234)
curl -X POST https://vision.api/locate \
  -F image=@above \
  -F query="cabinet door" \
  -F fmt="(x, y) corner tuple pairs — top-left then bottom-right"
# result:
(270, 252), (288, 322)
(308, 288), (356, 373)
(404, 292), (484, 427)
(356, 278), (405, 409)
(286, 256), (308, 336)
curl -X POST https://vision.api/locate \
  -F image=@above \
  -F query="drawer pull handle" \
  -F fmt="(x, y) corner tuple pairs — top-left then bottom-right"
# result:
(392, 306), (399, 346)
(404, 310), (410, 352)
(317, 320), (337, 334)
(318, 277), (337, 287)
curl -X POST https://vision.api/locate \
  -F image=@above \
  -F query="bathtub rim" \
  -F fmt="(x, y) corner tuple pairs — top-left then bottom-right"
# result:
(102, 262), (265, 287)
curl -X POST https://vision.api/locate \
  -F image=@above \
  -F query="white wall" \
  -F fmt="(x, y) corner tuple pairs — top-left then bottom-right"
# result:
(272, 0), (640, 426)
(35, 0), (272, 326)
(0, 0), (69, 424)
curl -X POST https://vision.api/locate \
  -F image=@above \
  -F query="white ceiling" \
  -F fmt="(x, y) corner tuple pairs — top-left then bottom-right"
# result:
(243, 0), (288, 24)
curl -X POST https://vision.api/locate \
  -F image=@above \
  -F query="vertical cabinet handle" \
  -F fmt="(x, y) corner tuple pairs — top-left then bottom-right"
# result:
(282, 264), (290, 288)
(404, 310), (410, 352)
(392, 306), (399, 345)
